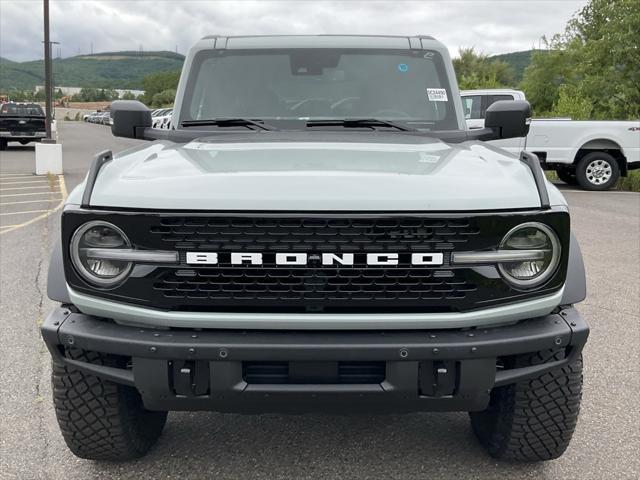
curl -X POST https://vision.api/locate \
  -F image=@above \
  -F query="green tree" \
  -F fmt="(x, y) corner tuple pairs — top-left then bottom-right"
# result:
(453, 48), (516, 90)
(140, 70), (180, 106)
(522, 0), (640, 119)
(151, 89), (176, 108)
(550, 84), (593, 119)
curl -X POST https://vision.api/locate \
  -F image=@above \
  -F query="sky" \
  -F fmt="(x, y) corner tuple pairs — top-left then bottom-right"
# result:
(0, 0), (589, 62)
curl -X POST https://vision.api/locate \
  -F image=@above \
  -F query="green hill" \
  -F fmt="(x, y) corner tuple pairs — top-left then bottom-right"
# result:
(491, 50), (537, 81)
(0, 51), (184, 91)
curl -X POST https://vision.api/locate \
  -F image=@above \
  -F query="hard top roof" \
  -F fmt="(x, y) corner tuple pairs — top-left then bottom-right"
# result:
(195, 35), (444, 51)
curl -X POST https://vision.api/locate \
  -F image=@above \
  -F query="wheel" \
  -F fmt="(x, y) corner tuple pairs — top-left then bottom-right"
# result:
(555, 167), (578, 185)
(52, 349), (167, 461)
(575, 152), (620, 190)
(470, 349), (583, 462)
(0, 139), (7, 151)
(19, 140), (30, 145)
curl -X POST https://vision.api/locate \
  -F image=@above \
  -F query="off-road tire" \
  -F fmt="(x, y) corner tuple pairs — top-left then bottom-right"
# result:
(52, 349), (167, 461)
(470, 349), (583, 462)
(575, 151), (620, 190)
(555, 167), (577, 185)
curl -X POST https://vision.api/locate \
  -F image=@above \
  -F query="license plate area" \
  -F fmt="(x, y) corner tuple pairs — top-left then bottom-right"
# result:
(242, 361), (386, 385)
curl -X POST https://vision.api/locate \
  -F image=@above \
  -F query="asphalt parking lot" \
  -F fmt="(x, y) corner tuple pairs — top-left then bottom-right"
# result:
(0, 122), (638, 479)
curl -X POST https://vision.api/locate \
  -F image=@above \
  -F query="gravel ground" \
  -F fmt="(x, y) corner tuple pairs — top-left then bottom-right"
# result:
(0, 122), (638, 479)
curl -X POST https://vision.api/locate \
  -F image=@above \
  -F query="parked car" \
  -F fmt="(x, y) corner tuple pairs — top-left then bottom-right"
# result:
(83, 111), (96, 122)
(0, 102), (46, 150)
(44, 35), (589, 463)
(97, 111), (111, 125)
(86, 112), (102, 123)
(461, 89), (640, 190)
(152, 109), (173, 129)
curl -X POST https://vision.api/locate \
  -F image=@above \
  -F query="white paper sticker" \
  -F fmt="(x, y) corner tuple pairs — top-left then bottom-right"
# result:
(427, 88), (448, 102)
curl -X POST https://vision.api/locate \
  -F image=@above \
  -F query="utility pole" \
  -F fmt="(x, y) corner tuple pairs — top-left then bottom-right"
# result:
(43, 0), (53, 141)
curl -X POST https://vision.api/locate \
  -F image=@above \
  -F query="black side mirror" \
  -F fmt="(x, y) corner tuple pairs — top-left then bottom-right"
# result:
(111, 100), (152, 139)
(485, 100), (531, 139)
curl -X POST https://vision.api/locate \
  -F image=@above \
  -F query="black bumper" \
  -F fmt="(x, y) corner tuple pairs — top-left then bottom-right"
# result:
(41, 307), (589, 413)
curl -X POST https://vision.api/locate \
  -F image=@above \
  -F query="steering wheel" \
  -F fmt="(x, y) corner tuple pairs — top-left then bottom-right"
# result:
(368, 109), (412, 118)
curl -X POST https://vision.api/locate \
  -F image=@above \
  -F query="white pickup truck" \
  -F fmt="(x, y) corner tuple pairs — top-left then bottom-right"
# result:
(461, 89), (640, 190)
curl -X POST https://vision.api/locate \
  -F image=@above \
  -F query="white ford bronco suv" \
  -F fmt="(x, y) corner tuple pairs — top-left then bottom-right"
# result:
(42, 35), (589, 462)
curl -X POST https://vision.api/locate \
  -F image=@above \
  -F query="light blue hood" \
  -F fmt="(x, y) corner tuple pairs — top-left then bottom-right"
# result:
(70, 135), (565, 211)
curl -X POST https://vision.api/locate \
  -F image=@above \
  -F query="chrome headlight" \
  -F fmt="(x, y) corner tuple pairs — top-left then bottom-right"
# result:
(498, 222), (561, 288)
(70, 221), (132, 287)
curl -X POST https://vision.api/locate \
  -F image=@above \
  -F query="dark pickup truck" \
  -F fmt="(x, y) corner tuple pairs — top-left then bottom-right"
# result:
(0, 102), (47, 150)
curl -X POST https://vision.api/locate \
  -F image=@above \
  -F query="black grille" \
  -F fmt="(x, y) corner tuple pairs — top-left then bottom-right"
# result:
(62, 210), (570, 313)
(149, 216), (480, 252)
(154, 267), (476, 303)
(149, 216), (480, 311)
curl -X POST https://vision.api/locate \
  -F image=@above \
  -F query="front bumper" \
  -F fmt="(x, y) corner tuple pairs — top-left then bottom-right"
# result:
(0, 131), (46, 138)
(41, 306), (588, 413)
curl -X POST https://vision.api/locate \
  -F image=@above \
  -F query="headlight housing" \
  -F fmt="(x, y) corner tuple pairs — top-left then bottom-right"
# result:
(498, 222), (561, 289)
(70, 221), (132, 287)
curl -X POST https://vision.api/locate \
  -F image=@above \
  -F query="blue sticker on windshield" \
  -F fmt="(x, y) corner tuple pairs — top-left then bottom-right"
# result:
(397, 63), (408, 72)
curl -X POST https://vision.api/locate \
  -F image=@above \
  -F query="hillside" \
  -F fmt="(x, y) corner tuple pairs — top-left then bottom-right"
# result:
(0, 51), (184, 90)
(491, 50), (537, 81)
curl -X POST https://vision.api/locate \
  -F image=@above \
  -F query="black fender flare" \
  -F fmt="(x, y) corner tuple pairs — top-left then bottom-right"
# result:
(561, 233), (587, 305)
(47, 239), (71, 303)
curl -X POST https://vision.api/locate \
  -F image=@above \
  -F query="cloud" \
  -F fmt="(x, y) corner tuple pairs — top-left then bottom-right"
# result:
(0, 0), (588, 61)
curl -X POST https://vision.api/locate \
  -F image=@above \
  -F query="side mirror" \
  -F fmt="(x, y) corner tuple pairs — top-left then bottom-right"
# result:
(111, 100), (152, 139)
(485, 100), (531, 139)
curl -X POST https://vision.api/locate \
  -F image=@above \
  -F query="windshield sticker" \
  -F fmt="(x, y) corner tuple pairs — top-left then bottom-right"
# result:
(427, 88), (448, 102)
(397, 63), (409, 72)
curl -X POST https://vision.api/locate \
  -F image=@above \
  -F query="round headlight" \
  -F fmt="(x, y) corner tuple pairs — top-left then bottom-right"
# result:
(70, 221), (132, 287)
(498, 222), (561, 289)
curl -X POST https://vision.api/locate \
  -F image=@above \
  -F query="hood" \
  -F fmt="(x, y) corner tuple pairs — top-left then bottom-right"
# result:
(83, 133), (552, 211)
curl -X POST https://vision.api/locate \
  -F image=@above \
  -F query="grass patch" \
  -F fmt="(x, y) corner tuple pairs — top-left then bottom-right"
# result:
(618, 170), (640, 192)
(545, 169), (640, 192)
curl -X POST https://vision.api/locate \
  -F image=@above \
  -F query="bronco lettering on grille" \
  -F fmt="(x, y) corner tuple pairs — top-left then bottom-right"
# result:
(185, 252), (444, 266)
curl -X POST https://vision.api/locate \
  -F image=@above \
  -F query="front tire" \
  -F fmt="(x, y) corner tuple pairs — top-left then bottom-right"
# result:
(470, 349), (583, 462)
(52, 349), (167, 461)
(575, 152), (620, 190)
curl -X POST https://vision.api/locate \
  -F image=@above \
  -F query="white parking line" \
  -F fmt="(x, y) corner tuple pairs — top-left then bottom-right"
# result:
(1, 198), (62, 206)
(0, 180), (52, 186)
(0, 209), (52, 216)
(0, 191), (60, 198)
(0, 185), (58, 191)
(0, 175), (67, 235)
(0, 174), (38, 178)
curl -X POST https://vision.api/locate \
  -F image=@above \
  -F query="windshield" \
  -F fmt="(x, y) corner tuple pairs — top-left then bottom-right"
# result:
(183, 48), (457, 130)
(0, 104), (44, 116)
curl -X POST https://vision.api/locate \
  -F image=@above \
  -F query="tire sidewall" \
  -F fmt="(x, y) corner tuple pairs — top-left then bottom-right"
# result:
(576, 152), (620, 191)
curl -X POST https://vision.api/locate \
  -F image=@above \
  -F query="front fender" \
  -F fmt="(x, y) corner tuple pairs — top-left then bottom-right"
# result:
(47, 239), (70, 303)
(561, 233), (587, 305)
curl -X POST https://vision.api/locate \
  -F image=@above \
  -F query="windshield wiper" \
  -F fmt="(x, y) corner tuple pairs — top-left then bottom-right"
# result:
(181, 118), (277, 131)
(306, 118), (418, 132)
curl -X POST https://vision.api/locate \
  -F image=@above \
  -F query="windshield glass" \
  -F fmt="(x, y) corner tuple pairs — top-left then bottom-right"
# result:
(183, 49), (457, 130)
